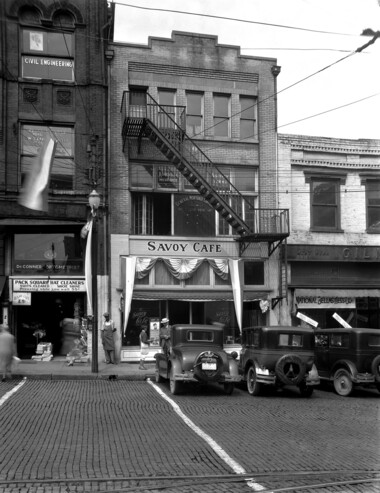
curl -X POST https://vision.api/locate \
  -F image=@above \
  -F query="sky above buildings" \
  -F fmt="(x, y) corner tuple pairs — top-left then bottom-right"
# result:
(112, 0), (380, 141)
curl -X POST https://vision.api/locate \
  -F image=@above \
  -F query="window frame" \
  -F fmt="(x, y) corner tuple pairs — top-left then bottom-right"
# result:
(213, 93), (231, 138)
(365, 179), (380, 233)
(240, 96), (258, 140)
(305, 173), (346, 232)
(20, 123), (75, 191)
(186, 91), (203, 137)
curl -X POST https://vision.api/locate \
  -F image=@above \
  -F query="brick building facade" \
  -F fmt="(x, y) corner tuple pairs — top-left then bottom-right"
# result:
(278, 133), (380, 329)
(107, 31), (289, 361)
(0, 0), (109, 359)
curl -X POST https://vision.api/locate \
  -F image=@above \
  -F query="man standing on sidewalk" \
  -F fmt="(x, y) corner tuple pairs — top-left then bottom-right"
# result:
(0, 324), (17, 382)
(101, 313), (116, 364)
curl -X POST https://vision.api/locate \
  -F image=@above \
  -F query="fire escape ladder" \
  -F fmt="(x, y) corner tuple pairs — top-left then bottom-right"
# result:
(121, 91), (290, 244)
(143, 120), (252, 236)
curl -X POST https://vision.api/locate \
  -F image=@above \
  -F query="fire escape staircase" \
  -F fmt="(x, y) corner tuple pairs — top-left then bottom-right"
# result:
(121, 92), (289, 257)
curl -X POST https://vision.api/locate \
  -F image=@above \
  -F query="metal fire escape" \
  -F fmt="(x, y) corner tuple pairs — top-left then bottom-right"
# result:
(121, 91), (289, 258)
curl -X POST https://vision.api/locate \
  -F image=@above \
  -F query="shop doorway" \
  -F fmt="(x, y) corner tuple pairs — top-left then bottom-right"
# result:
(15, 292), (84, 358)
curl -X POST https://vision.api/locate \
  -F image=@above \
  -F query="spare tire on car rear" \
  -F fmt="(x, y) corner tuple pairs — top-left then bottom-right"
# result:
(275, 354), (306, 385)
(193, 351), (223, 382)
(371, 355), (380, 380)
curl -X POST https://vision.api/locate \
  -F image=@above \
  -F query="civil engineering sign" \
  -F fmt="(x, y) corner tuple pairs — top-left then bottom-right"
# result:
(13, 279), (86, 292)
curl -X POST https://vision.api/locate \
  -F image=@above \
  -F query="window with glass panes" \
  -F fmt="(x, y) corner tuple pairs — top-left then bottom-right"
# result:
(213, 94), (230, 137)
(21, 124), (74, 190)
(240, 96), (257, 140)
(310, 178), (340, 230)
(186, 92), (203, 137)
(158, 89), (176, 129)
(22, 29), (74, 81)
(217, 166), (257, 235)
(366, 180), (380, 232)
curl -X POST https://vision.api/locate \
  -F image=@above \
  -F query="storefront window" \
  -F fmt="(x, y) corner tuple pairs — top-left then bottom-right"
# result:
(14, 232), (83, 275)
(205, 301), (239, 343)
(123, 301), (161, 346)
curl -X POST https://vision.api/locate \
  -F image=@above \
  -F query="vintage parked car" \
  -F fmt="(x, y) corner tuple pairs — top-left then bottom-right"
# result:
(239, 326), (320, 397)
(154, 324), (241, 395)
(314, 327), (380, 396)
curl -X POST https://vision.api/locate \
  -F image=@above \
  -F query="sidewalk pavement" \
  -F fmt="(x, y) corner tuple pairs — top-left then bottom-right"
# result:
(12, 358), (156, 381)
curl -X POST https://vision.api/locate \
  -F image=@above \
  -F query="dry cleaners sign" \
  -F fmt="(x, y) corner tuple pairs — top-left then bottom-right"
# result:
(13, 279), (86, 292)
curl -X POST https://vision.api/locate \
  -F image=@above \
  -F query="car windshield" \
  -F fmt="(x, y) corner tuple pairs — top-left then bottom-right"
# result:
(278, 334), (303, 347)
(187, 331), (214, 342)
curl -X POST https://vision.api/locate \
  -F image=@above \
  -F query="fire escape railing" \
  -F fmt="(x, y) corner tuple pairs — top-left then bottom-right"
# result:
(121, 91), (289, 254)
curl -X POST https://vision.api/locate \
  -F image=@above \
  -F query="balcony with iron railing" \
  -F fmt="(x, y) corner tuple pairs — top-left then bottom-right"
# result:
(121, 91), (289, 252)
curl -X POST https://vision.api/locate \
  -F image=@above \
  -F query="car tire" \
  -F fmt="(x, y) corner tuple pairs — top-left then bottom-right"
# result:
(169, 369), (181, 395)
(299, 383), (314, 398)
(223, 383), (234, 395)
(247, 366), (262, 396)
(333, 368), (353, 396)
(275, 355), (306, 386)
(371, 355), (380, 380)
(193, 351), (223, 382)
(155, 364), (164, 383)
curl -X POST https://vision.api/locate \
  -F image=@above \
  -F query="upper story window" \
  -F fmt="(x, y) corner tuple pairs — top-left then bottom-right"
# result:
(158, 89), (177, 129)
(240, 96), (257, 140)
(213, 94), (230, 137)
(366, 180), (380, 232)
(21, 29), (74, 81)
(21, 124), (75, 190)
(309, 178), (341, 231)
(186, 92), (203, 137)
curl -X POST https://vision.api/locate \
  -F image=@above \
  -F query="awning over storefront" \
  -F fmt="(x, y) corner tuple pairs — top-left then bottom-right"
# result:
(132, 290), (268, 302)
(294, 288), (380, 309)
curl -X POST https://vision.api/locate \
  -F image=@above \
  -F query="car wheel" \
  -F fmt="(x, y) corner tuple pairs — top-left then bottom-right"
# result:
(224, 383), (234, 395)
(247, 366), (262, 396)
(299, 383), (314, 398)
(155, 364), (164, 383)
(371, 355), (380, 379)
(275, 355), (306, 386)
(169, 369), (181, 395)
(376, 383), (380, 394)
(333, 369), (353, 396)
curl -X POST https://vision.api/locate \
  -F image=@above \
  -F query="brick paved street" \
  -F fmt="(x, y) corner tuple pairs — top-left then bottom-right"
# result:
(0, 378), (379, 492)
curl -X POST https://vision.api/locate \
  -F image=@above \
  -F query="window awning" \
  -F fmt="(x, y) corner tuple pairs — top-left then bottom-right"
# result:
(132, 290), (268, 302)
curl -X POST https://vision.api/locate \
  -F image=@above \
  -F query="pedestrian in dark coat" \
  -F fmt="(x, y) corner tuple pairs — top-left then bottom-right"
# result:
(0, 324), (17, 381)
(101, 313), (116, 364)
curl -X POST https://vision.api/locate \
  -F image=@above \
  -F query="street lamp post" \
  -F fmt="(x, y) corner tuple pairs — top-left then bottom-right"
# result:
(89, 189), (101, 373)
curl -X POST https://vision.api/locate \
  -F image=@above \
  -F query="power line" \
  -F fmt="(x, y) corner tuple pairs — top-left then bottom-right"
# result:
(111, 1), (357, 37)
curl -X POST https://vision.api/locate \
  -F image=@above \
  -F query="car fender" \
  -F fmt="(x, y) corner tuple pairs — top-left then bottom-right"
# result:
(227, 356), (239, 377)
(169, 357), (183, 376)
(330, 359), (358, 379)
(242, 358), (258, 378)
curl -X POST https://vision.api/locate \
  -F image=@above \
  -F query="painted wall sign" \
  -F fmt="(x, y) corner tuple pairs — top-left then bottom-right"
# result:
(295, 289), (356, 309)
(13, 279), (86, 292)
(22, 56), (74, 81)
(288, 245), (380, 262)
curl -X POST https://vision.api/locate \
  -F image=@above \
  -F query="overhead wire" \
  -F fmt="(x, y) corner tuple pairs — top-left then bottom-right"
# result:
(3, 4), (379, 196)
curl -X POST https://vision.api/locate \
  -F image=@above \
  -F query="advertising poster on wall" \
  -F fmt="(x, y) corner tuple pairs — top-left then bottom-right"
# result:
(149, 318), (160, 346)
